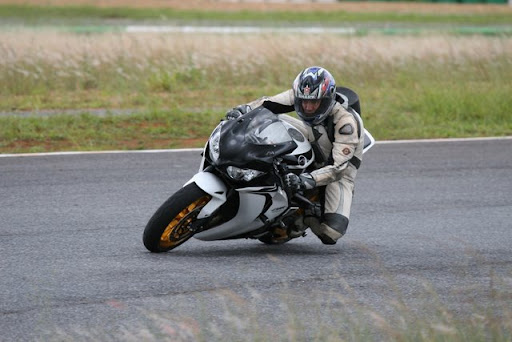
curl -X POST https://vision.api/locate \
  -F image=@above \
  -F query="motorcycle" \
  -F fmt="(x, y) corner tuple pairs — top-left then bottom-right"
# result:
(143, 96), (375, 253)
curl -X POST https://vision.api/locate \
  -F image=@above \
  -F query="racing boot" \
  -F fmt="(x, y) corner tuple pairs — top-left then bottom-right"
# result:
(304, 214), (347, 245)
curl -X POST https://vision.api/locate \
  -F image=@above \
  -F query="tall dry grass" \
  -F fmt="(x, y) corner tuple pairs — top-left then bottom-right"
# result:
(2, 32), (511, 72)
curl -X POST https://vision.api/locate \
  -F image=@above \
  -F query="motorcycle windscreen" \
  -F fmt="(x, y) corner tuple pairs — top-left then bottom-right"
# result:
(217, 108), (297, 168)
(244, 108), (298, 164)
(244, 110), (293, 145)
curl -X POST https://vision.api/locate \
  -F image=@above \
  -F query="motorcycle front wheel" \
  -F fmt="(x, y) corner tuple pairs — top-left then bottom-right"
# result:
(143, 183), (211, 253)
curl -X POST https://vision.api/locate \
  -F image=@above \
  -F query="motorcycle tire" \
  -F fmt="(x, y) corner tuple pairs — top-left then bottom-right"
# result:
(143, 183), (211, 253)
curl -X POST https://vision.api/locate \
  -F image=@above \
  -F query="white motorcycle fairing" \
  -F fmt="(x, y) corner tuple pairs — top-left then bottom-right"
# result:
(184, 172), (227, 219)
(188, 172), (291, 241)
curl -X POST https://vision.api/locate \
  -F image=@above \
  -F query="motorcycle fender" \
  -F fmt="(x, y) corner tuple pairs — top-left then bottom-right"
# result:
(184, 172), (227, 219)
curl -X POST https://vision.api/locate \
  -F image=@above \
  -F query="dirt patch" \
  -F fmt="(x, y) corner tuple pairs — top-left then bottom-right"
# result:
(0, 0), (510, 14)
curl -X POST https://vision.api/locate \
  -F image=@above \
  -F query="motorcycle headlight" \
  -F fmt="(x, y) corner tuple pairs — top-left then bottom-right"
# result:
(226, 166), (265, 182)
(208, 123), (223, 162)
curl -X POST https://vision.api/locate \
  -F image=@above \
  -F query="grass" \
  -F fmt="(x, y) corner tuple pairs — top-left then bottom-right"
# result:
(364, 57), (512, 139)
(1, 32), (511, 153)
(2, 4), (512, 26)
(0, 110), (221, 153)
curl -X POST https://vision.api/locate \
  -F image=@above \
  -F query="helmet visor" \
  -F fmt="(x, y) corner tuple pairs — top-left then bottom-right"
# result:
(295, 97), (334, 124)
(301, 99), (322, 117)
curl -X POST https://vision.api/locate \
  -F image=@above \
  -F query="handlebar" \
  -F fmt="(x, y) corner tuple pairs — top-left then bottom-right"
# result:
(274, 159), (320, 214)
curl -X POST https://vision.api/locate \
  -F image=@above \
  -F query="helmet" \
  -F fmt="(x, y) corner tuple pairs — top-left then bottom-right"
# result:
(292, 66), (336, 125)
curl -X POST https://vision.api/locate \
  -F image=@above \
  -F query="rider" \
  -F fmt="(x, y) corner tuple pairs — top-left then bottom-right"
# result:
(225, 66), (365, 245)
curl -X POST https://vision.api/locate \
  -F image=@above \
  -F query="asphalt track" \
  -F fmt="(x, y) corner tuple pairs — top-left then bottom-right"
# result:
(1, 138), (511, 341)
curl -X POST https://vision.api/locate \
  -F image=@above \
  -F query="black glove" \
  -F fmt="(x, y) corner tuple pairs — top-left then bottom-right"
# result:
(225, 104), (252, 120)
(284, 173), (316, 193)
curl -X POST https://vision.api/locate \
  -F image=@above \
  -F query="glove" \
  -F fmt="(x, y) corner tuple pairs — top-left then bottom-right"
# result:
(284, 173), (316, 193)
(225, 104), (252, 120)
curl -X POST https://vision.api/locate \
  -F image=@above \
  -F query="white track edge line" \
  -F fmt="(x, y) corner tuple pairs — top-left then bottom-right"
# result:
(0, 136), (511, 158)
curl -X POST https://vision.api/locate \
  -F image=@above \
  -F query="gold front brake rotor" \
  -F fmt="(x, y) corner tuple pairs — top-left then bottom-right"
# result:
(159, 196), (210, 249)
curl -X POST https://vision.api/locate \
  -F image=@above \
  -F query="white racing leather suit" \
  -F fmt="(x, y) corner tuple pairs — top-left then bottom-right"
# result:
(246, 89), (365, 243)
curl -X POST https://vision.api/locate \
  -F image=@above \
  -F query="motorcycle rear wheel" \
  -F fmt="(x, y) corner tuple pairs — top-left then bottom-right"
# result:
(143, 183), (211, 253)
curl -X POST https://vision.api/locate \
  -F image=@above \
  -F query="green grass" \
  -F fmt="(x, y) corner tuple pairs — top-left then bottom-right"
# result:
(1, 38), (511, 153)
(1, 4), (512, 26)
(0, 110), (222, 153)
(362, 58), (512, 139)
